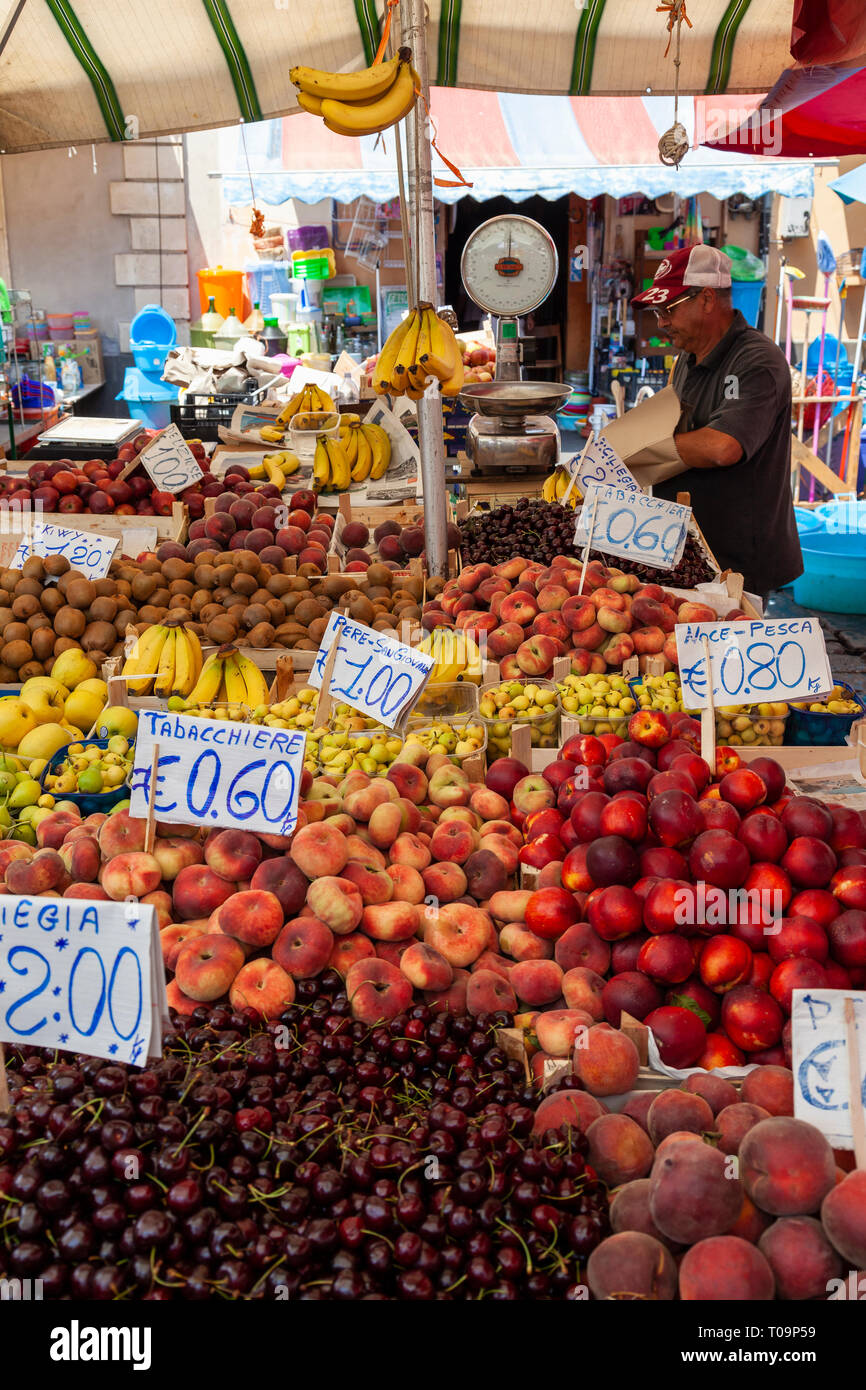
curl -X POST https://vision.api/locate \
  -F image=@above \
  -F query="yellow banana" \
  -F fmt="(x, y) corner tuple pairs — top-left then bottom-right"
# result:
(184, 626), (203, 687)
(422, 309), (462, 382)
(260, 425), (285, 444)
(296, 91), (324, 116)
(276, 389), (307, 426)
(235, 653), (271, 707)
(351, 426), (373, 483)
(265, 457), (286, 489)
(340, 425), (358, 469)
(440, 355), (465, 398)
(153, 628), (177, 699)
(405, 380), (426, 401)
(374, 313), (416, 394)
(408, 307), (432, 391)
(325, 437), (351, 490)
(291, 48), (406, 103)
(121, 623), (170, 696)
(247, 461), (267, 480)
(362, 421), (391, 479)
(185, 652), (225, 707)
(222, 654), (248, 706)
(320, 59), (416, 137)
(171, 628), (194, 698)
(281, 452), (300, 477)
(310, 384), (334, 413)
(391, 310), (421, 394)
(341, 412), (361, 426)
(313, 436), (331, 490)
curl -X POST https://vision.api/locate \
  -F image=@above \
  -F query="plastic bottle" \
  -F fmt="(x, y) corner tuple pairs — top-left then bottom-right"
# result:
(43, 351), (57, 384)
(336, 373), (360, 407)
(60, 356), (82, 393)
(243, 301), (265, 335)
(201, 295), (224, 333)
(219, 306), (245, 341)
(259, 317), (288, 355)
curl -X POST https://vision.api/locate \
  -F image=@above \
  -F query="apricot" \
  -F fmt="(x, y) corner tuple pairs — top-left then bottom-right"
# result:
(681, 1071), (738, 1115)
(573, 1023), (640, 1097)
(531, 1088), (606, 1138)
(821, 1170), (866, 1266)
(587, 1232), (677, 1300)
(740, 1117), (836, 1216)
(678, 1235), (775, 1300)
(609, 1178), (679, 1249)
(758, 1216), (843, 1300)
(650, 1139), (742, 1244)
(587, 1113), (654, 1187)
(740, 1064), (794, 1117)
(647, 1090), (713, 1146)
(716, 1102), (771, 1156)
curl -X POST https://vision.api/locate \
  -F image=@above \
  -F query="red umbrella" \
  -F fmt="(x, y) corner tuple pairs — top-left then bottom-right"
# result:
(702, 65), (866, 158)
(790, 0), (866, 66)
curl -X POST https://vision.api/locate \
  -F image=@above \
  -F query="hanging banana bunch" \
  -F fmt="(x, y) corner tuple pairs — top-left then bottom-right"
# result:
(290, 47), (418, 137)
(374, 302), (464, 400)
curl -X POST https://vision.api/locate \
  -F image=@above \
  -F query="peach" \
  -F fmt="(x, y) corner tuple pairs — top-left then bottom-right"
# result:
(229, 957), (295, 1020)
(394, 798), (422, 834)
(63, 883), (111, 901)
(424, 901), (490, 966)
(430, 820), (478, 864)
(386, 863), (426, 904)
(272, 916), (333, 978)
(647, 1090), (713, 1145)
(305, 875), (364, 934)
(477, 834), (519, 876)
(160, 922), (206, 971)
(290, 821), (349, 879)
(386, 761), (428, 804)
(727, 1191), (774, 1244)
(681, 1072), (738, 1116)
(345, 835), (386, 867)
(367, 801), (404, 850)
(716, 1102), (771, 1156)
(427, 765), (472, 808)
(389, 833), (431, 870)
(342, 779), (399, 822)
(345, 957), (413, 1023)
(471, 950), (513, 982)
(632, 626), (666, 655)
(479, 821), (523, 848)
(758, 1216), (843, 1300)
(250, 855), (309, 916)
(101, 851), (163, 901)
(587, 1233), (677, 1301)
(361, 901), (419, 941)
(740, 1117), (836, 1216)
(488, 889), (533, 923)
(152, 835), (204, 881)
(202, 828), (261, 882)
(466, 969), (517, 1016)
(211, 889), (283, 947)
(464, 848), (508, 901)
(498, 924), (553, 961)
(165, 979), (199, 1016)
(678, 1236), (775, 1301)
(34, 811), (81, 851)
(58, 836), (100, 883)
(400, 941), (453, 991)
(561, 966), (606, 1019)
(425, 969), (470, 1015)
(374, 940), (410, 968)
(469, 786), (510, 821)
(677, 601), (718, 624)
(175, 933), (245, 1001)
(531, 1088), (606, 1138)
(587, 1113), (655, 1187)
(141, 889), (173, 929)
(97, 809), (146, 859)
(438, 807), (480, 828)
(622, 1092), (656, 1134)
(535, 1008), (594, 1057)
(422, 861), (467, 903)
(328, 932), (376, 976)
(510, 959), (563, 1006)
(512, 775), (556, 816)
(610, 1179), (677, 1248)
(821, 1170), (866, 1266)
(554, 921), (610, 975)
(6, 849), (67, 896)
(573, 1021), (640, 1096)
(650, 1140), (742, 1244)
(500, 590), (538, 626)
(342, 859), (394, 905)
(172, 864), (236, 921)
(740, 1064), (794, 1117)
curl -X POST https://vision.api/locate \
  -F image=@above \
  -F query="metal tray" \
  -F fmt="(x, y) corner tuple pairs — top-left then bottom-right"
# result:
(458, 381), (572, 420)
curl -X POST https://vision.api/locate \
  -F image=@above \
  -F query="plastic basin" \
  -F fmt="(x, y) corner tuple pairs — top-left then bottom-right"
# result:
(794, 507), (825, 535)
(793, 530), (866, 613)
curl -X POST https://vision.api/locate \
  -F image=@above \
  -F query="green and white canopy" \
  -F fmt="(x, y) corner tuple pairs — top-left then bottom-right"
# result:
(0, 0), (797, 154)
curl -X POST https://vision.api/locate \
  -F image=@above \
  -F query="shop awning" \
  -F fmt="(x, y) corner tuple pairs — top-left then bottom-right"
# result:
(0, 0), (799, 155)
(218, 92), (815, 208)
(701, 66), (866, 157)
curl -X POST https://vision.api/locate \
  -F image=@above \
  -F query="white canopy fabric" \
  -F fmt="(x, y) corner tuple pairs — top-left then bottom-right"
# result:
(0, 0), (798, 154)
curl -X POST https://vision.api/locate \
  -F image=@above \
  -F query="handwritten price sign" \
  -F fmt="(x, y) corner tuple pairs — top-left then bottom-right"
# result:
(566, 436), (640, 496)
(574, 483), (690, 571)
(309, 613), (434, 729)
(675, 618), (832, 709)
(792, 990), (866, 1149)
(138, 423), (203, 494)
(11, 523), (118, 582)
(128, 711), (306, 837)
(0, 897), (164, 1067)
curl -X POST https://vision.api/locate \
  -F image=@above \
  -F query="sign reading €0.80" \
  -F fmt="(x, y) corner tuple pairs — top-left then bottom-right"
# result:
(574, 482), (690, 571)
(309, 612), (435, 729)
(675, 617), (833, 709)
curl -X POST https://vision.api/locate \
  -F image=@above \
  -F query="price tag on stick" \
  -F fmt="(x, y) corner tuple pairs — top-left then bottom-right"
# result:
(137, 423), (204, 494)
(565, 435), (641, 499)
(574, 482), (690, 571)
(675, 617), (833, 709)
(10, 523), (118, 582)
(308, 613), (434, 730)
(128, 710), (306, 837)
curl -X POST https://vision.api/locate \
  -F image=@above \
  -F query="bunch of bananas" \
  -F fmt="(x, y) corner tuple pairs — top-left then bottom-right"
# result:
(247, 451), (301, 487)
(290, 47), (418, 138)
(276, 383), (336, 426)
(414, 628), (484, 685)
(167, 646), (271, 712)
(542, 468), (578, 507)
(314, 419), (391, 491)
(121, 623), (203, 698)
(374, 302), (464, 401)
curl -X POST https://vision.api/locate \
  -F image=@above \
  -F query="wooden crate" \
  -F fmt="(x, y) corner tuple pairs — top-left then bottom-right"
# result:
(329, 493), (461, 578)
(0, 501), (187, 569)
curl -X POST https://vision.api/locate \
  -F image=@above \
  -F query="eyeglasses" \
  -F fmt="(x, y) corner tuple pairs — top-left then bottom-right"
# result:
(652, 289), (701, 321)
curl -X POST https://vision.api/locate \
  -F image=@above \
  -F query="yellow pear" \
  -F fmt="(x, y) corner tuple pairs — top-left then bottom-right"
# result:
(94, 706), (139, 741)
(50, 648), (97, 690)
(17, 724), (78, 761)
(64, 687), (105, 736)
(20, 677), (69, 726)
(0, 697), (37, 750)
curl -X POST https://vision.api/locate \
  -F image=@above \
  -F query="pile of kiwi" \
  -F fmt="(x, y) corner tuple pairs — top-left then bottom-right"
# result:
(0, 555), (138, 681)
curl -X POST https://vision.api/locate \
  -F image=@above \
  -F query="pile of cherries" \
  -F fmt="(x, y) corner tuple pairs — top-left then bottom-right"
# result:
(0, 974), (608, 1300)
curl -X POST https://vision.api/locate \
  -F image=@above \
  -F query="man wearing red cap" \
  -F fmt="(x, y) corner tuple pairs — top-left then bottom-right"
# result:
(632, 245), (802, 601)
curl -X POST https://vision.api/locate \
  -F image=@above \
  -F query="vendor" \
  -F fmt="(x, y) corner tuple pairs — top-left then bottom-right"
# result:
(632, 244), (802, 602)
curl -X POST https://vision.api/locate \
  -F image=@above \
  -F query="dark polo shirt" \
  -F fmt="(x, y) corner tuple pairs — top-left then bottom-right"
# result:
(654, 311), (803, 596)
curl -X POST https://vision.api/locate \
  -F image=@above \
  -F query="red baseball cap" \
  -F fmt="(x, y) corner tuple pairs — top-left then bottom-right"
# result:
(632, 244), (732, 306)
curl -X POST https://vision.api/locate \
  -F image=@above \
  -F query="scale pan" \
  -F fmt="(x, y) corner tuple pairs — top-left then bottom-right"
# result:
(458, 381), (571, 419)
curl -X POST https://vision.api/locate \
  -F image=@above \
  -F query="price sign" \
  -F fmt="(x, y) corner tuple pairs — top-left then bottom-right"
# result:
(792, 990), (866, 1149)
(566, 437), (640, 496)
(128, 710), (306, 837)
(675, 617), (832, 709)
(138, 423), (203, 494)
(574, 483), (690, 570)
(0, 896), (165, 1067)
(11, 523), (118, 581)
(309, 613), (434, 729)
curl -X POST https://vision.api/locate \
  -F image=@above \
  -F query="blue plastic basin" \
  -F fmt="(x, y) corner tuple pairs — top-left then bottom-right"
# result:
(794, 507), (825, 535)
(793, 530), (866, 612)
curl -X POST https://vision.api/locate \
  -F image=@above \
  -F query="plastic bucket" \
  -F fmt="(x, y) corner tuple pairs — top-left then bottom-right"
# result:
(197, 266), (246, 318)
(731, 281), (764, 328)
(793, 530), (866, 613)
(116, 367), (178, 430)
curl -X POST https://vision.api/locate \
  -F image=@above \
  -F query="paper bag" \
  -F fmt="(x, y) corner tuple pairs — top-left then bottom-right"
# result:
(599, 385), (687, 486)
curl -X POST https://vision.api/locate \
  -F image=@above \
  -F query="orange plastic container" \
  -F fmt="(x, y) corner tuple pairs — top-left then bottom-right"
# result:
(196, 266), (248, 319)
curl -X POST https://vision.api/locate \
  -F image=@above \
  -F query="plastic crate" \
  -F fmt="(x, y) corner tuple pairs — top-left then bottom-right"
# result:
(629, 678), (788, 747)
(40, 738), (130, 816)
(170, 381), (270, 441)
(480, 679), (560, 759)
(784, 681), (865, 746)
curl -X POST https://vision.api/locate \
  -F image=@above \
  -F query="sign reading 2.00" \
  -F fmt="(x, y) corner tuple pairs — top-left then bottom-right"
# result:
(675, 618), (833, 709)
(574, 482), (690, 571)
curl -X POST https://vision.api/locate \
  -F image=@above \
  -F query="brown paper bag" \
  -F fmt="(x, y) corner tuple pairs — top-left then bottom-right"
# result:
(599, 385), (687, 486)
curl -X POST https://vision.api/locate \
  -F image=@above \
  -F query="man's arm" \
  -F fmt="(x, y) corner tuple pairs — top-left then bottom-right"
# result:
(674, 426), (743, 470)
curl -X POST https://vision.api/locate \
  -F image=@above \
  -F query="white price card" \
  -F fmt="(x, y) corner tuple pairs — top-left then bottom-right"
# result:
(11, 523), (119, 581)
(0, 896), (164, 1067)
(792, 990), (866, 1149)
(565, 436), (640, 496)
(574, 483), (690, 571)
(138, 423), (204, 493)
(675, 617), (832, 710)
(309, 612), (434, 729)
(128, 710), (306, 838)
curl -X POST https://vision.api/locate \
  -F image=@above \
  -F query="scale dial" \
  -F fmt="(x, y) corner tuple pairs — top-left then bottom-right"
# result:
(460, 215), (559, 317)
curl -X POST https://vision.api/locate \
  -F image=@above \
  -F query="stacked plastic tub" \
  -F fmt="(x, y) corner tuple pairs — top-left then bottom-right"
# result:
(793, 501), (866, 613)
(117, 304), (180, 429)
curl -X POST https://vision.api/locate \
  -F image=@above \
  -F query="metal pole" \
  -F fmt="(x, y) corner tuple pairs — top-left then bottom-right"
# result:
(402, 0), (449, 578)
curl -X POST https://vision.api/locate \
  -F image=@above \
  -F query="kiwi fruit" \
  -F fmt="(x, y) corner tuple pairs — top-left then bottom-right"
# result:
(373, 617), (396, 632)
(346, 593), (375, 626)
(54, 606), (87, 639)
(53, 635), (80, 656)
(233, 552), (260, 576)
(231, 573), (258, 598)
(425, 575), (446, 598)
(214, 564), (234, 588)
(161, 558), (193, 584)
(18, 661), (45, 680)
(264, 598), (286, 626)
(93, 577), (116, 598)
(114, 609), (138, 633)
(212, 587), (231, 604)
(365, 585), (392, 603)
(293, 638), (318, 651)
(265, 574), (293, 598)
(246, 621), (276, 648)
(65, 578), (97, 610)
(206, 616), (237, 644)
(21, 556), (44, 581)
(26, 613), (53, 632)
(0, 570), (19, 594)
(193, 565), (217, 590)
(131, 573), (158, 602)
(285, 576), (310, 592)
(151, 587), (171, 609)
(0, 663), (15, 682)
(89, 595), (118, 624)
(241, 604), (271, 631)
(168, 579), (195, 599)
(298, 563), (323, 580)
(14, 577), (43, 599)
(30, 628), (57, 664)
(365, 563), (392, 588)
(140, 556), (162, 575)
(11, 593), (40, 620)
(198, 602), (223, 625)
(2, 639), (33, 669)
(308, 616), (328, 645)
(166, 602), (192, 619)
(114, 580), (132, 600)
(190, 593), (210, 617)
(138, 605), (168, 624)
(294, 598), (324, 626)
(42, 555), (70, 579)
(81, 620), (118, 653)
(40, 587), (65, 617)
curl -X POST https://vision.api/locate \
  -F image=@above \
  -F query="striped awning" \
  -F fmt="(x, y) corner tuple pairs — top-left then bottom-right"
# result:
(0, 0), (799, 155)
(218, 91), (816, 205)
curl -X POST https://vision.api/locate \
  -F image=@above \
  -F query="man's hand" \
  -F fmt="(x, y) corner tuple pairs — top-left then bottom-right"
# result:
(674, 426), (743, 470)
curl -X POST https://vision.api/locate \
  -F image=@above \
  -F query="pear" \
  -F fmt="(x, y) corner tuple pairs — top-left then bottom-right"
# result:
(50, 649), (97, 690)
